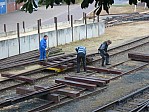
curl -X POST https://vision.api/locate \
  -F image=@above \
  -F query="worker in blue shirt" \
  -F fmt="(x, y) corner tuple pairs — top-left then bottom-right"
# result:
(75, 46), (86, 73)
(98, 40), (112, 67)
(39, 35), (48, 61)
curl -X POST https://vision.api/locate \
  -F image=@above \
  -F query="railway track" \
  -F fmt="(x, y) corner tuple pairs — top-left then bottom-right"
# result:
(92, 85), (149, 112)
(0, 36), (148, 94)
(0, 12), (149, 70)
(10, 61), (148, 112)
(0, 35), (148, 91)
(0, 12), (149, 111)
(0, 39), (148, 111)
(104, 12), (149, 27)
(47, 54), (149, 110)
(0, 47), (63, 70)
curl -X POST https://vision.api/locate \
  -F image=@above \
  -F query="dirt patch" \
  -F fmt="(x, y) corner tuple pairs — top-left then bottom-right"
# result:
(58, 21), (149, 54)
(57, 5), (149, 54)
(58, 5), (149, 53)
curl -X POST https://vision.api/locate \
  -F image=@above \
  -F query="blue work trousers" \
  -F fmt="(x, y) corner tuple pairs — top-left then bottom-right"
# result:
(39, 49), (46, 60)
(77, 53), (86, 73)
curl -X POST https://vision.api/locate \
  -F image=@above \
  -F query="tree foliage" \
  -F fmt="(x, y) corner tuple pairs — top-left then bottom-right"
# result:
(129, 0), (149, 7)
(16, 0), (149, 14)
(93, 0), (114, 15)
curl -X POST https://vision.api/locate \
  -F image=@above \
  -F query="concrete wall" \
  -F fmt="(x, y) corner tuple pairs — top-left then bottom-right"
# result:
(0, 21), (105, 59)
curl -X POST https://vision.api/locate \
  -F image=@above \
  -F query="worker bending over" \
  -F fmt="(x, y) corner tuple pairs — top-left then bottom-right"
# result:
(98, 40), (112, 67)
(75, 46), (86, 73)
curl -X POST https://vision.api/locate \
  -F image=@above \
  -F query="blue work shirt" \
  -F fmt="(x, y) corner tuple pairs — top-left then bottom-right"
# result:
(39, 38), (47, 50)
(75, 46), (86, 55)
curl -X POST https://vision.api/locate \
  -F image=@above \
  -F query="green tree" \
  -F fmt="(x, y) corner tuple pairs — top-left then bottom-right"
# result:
(16, 0), (149, 14)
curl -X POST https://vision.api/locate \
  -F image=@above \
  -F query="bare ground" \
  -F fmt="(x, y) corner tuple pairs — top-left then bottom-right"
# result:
(58, 21), (149, 54)
(57, 5), (149, 54)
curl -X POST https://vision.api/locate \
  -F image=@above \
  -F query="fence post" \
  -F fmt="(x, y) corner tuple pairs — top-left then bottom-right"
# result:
(97, 16), (100, 36)
(37, 20), (41, 47)
(17, 23), (21, 54)
(54, 17), (58, 46)
(68, 5), (70, 21)
(84, 13), (87, 39)
(4, 24), (7, 36)
(7, 39), (9, 57)
(39, 19), (42, 28)
(83, 12), (85, 23)
(23, 21), (25, 33)
(71, 15), (73, 42)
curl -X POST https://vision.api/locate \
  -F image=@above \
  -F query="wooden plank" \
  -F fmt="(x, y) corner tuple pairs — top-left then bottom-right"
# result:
(128, 53), (149, 62)
(0, 84), (66, 108)
(86, 66), (122, 74)
(55, 79), (96, 90)
(16, 87), (60, 103)
(40, 94), (60, 103)
(34, 85), (49, 91)
(1, 73), (35, 84)
(1, 73), (15, 78)
(15, 76), (35, 84)
(16, 87), (34, 95)
(65, 76), (106, 87)
(55, 89), (80, 98)
(71, 76), (110, 84)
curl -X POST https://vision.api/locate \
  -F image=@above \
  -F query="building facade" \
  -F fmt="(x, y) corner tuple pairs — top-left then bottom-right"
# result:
(0, 0), (23, 14)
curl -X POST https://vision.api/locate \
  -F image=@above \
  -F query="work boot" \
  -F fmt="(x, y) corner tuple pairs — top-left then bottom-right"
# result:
(39, 60), (47, 66)
(101, 62), (105, 67)
(101, 60), (105, 67)
(39, 61), (43, 65)
(102, 64), (105, 67)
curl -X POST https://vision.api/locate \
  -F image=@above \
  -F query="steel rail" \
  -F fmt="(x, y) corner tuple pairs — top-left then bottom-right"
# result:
(0, 25), (148, 71)
(0, 47), (61, 64)
(0, 38), (148, 93)
(24, 62), (148, 112)
(27, 89), (86, 112)
(0, 84), (66, 108)
(0, 48), (63, 70)
(92, 41), (149, 63)
(0, 51), (65, 70)
(28, 87), (107, 112)
(130, 99), (149, 112)
(0, 72), (58, 92)
(110, 63), (149, 80)
(0, 52), (146, 110)
(92, 85), (149, 112)
(105, 12), (149, 27)
(0, 11), (148, 111)
(0, 35), (148, 95)
(0, 12), (148, 70)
